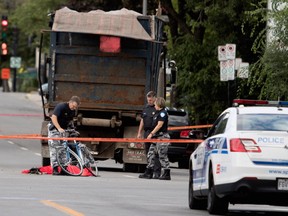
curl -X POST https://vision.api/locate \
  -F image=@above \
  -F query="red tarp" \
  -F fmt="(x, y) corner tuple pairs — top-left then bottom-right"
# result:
(22, 166), (94, 176)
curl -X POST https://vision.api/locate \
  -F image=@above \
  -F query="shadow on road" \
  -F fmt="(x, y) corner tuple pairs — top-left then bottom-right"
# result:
(228, 210), (287, 215)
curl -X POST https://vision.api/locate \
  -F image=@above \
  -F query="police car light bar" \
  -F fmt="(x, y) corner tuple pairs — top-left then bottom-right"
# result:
(278, 101), (288, 106)
(232, 99), (288, 107)
(233, 99), (268, 105)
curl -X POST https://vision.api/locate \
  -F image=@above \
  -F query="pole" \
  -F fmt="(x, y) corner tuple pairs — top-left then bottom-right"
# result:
(228, 81), (230, 106)
(12, 69), (17, 92)
(12, 26), (19, 92)
(142, 0), (147, 15)
(163, 47), (167, 100)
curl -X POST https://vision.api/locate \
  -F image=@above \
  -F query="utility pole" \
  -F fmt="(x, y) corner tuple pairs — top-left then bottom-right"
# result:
(142, 0), (147, 15)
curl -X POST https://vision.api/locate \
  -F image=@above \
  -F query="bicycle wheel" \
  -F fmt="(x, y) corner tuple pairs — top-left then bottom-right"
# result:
(78, 143), (99, 177)
(84, 161), (98, 177)
(56, 147), (83, 176)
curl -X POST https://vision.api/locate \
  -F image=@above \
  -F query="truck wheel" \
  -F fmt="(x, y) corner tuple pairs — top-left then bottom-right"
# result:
(123, 163), (137, 172)
(178, 158), (189, 169)
(137, 164), (146, 173)
(42, 157), (50, 166)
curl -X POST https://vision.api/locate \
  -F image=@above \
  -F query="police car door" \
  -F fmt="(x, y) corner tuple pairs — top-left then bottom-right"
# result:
(201, 112), (230, 191)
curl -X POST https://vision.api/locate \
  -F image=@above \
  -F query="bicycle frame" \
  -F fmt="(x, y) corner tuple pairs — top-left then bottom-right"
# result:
(56, 129), (98, 176)
(66, 140), (85, 164)
(55, 138), (84, 176)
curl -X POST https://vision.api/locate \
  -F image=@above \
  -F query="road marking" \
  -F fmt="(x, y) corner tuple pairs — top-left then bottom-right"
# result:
(41, 200), (84, 216)
(5, 139), (41, 157)
(0, 113), (42, 117)
(123, 175), (136, 178)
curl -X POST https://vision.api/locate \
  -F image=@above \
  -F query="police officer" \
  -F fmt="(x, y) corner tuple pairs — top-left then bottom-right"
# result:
(139, 97), (171, 180)
(48, 96), (80, 175)
(137, 91), (161, 178)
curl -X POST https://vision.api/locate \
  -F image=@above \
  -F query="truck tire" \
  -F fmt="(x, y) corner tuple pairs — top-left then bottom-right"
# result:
(178, 158), (189, 169)
(137, 164), (146, 173)
(42, 157), (50, 166)
(123, 163), (137, 172)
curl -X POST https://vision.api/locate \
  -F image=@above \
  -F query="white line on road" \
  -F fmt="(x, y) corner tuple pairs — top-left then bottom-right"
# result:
(123, 175), (137, 178)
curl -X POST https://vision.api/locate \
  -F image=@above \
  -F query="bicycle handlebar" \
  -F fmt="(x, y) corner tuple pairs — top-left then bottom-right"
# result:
(61, 129), (80, 138)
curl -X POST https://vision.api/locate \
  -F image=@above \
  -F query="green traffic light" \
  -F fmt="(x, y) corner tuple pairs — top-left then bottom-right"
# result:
(2, 32), (7, 40)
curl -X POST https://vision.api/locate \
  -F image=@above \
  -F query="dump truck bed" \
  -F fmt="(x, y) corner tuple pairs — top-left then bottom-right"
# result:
(47, 7), (163, 112)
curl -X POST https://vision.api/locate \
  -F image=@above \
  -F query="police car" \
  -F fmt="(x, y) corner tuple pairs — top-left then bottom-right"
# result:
(188, 99), (288, 215)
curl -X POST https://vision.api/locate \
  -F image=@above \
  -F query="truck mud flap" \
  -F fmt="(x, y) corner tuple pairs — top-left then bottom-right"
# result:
(122, 148), (147, 164)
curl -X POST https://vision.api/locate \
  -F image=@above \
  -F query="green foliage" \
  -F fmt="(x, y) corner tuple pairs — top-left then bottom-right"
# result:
(172, 34), (227, 124)
(166, 0), (265, 124)
(246, 0), (288, 100)
(12, 0), (67, 36)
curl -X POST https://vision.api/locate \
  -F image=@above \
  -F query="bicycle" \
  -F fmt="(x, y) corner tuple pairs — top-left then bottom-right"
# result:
(55, 129), (98, 177)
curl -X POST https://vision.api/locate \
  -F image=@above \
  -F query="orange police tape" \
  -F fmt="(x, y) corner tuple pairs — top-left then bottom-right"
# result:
(0, 134), (203, 144)
(167, 124), (213, 131)
(0, 124), (212, 143)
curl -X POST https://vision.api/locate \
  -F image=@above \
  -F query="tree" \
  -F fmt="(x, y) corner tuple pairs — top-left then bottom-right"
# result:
(248, 0), (288, 100)
(9, 0), (67, 67)
(159, 0), (266, 124)
(10, 0), (158, 67)
(8, 0), (270, 125)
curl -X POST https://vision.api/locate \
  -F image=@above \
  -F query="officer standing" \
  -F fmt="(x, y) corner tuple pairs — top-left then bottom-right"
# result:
(139, 97), (171, 180)
(137, 91), (161, 178)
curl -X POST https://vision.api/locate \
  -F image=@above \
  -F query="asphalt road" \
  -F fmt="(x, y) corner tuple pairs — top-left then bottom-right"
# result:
(0, 90), (288, 216)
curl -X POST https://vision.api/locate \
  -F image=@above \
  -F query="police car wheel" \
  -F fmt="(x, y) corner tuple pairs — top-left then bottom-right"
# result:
(207, 184), (228, 214)
(188, 170), (207, 210)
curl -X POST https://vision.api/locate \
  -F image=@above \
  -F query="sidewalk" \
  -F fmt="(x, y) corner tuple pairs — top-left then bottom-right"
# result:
(0, 87), (43, 107)
(26, 91), (42, 105)
(25, 91), (43, 107)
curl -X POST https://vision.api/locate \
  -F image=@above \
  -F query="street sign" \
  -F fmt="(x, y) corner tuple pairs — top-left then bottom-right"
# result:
(220, 61), (228, 81)
(235, 58), (242, 71)
(10, 57), (22, 68)
(218, 45), (226, 61)
(237, 62), (249, 78)
(225, 44), (236, 60)
(220, 60), (235, 81)
(227, 59), (235, 80)
(1, 68), (10, 79)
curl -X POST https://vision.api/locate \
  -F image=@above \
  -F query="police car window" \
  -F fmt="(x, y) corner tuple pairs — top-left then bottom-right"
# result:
(237, 114), (288, 131)
(208, 112), (229, 136)
(213, 112), (229, 135)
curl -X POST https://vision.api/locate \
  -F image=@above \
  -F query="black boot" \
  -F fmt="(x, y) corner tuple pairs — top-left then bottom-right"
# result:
(139, 168), (153, 179)
(159, 169), (171, 180)
(152, 171), (161, 179)
(52, 166), (60, 175)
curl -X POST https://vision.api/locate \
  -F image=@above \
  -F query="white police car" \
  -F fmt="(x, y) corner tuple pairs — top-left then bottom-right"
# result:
(188, 99), (288, 215)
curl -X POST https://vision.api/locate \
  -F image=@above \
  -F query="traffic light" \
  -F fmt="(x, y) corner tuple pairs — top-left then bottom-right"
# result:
(1, 15), (8, 56)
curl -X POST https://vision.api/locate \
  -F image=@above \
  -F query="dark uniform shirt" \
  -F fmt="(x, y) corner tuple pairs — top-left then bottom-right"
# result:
(52, 102), (76, 129)
(152, 108), (168, 135)
(141, 104), (156, 131)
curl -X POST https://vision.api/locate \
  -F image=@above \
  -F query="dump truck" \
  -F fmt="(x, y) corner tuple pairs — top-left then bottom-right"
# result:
(38, 7), (166, 172)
